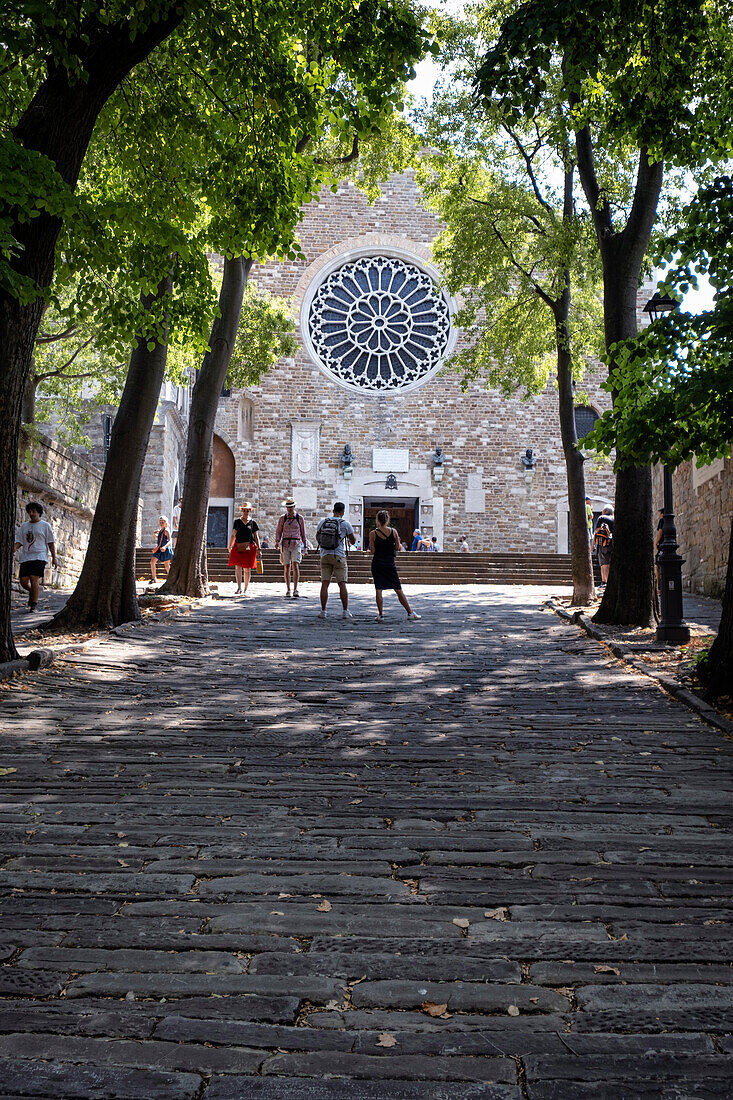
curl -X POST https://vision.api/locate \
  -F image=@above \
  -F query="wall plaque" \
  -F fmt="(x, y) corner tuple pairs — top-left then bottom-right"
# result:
(373, 447), (409, 473)
(465, 490), (486, 514)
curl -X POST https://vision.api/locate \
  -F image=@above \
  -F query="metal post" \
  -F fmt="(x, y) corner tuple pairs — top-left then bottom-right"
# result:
(656, 465), (690, 643)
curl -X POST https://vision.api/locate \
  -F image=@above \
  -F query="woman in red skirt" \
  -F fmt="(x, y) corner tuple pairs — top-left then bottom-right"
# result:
(228, 501), (260, 595)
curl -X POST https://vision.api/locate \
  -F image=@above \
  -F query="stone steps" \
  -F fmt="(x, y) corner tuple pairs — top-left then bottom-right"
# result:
(136, 548), (577, 585)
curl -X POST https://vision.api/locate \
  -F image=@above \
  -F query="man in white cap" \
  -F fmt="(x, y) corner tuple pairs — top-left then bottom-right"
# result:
(275, 499), (307, 598)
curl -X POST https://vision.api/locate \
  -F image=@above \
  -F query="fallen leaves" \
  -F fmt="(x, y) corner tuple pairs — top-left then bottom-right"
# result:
(317, 899), (332, 912)
(452, 917), (469, 929)
(484, 907), (509, 921)
(421, 1001), (450, 1018)
(507, 1005), (520, 1017)
(594, 965), (620, 976)
(376, 1032), (398, 1047)
(0, 768), (17, 776)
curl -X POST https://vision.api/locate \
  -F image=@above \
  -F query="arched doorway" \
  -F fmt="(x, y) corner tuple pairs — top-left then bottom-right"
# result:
(207, 435), (235, 547)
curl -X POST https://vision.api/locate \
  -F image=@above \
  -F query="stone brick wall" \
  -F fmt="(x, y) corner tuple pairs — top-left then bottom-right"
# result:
(139, 400), (187, 551)
(214, 171), (617, 552)
(655, 457), (733, 598)
(17, 430), (145, 588)
(16, 430), (102, 587)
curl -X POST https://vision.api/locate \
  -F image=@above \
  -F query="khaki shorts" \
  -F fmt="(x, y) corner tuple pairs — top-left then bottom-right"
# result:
(320, 554), (347, 584)
(280, 545), (302, 565)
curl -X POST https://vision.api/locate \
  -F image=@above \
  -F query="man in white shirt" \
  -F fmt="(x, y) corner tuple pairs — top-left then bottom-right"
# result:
(14, 501), (57, 611)
(315, 501), (355, 619)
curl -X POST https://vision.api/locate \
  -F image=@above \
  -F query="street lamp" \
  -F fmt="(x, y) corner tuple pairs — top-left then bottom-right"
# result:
(643, 292), (690, 643)
(643, 291), (679, 323)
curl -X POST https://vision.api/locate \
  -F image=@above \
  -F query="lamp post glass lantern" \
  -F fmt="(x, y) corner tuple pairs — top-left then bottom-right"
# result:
(643, 292), (690, 643)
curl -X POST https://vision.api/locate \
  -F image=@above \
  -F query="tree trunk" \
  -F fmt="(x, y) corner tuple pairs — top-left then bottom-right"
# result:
(22, 376), (37, 425)
(574, 127), (663, 627)
(159, 255), (251, 597)
(593, 257), (660, 627)
(555, 167), (594, 605)
(47, 276), (172, 632)
(0, 11), (184, 662)
(556, 317), (594, 605)
(701, 517), (733, 701)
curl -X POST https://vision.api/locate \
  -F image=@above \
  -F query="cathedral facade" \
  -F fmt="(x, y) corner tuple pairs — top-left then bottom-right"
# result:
(203, 171), (616, 552)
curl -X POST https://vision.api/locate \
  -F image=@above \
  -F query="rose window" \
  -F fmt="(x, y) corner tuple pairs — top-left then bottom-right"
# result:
(307, 256), (452, 392)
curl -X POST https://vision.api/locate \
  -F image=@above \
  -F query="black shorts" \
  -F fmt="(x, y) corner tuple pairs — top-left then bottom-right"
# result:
(19, 559), (46, 579)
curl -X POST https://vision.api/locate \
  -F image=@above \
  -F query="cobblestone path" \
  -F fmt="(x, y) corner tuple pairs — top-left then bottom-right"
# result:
(1, 584), (732, 1098)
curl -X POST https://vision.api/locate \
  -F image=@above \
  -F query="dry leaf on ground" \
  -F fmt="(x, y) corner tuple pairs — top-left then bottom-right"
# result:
(0, 768), (17, 776)
(484, 907), (509, 921)
(421, 1001), (449, 1017)
(594, 965), (620, 975)
(317, 899), (332, 912)
(452, 917), (469, 929)
(507, 1005), (520, 1016)
(377, 1033), (398, 1047)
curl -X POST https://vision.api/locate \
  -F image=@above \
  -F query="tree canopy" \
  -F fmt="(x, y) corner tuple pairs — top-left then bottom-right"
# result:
(586, 175), (733, 471)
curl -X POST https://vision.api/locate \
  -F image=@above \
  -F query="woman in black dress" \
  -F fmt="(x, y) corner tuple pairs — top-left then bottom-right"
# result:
(368, 510), (421, 622)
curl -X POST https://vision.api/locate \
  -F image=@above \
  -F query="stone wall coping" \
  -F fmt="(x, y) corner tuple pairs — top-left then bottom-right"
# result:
(19, 427), (104, 482)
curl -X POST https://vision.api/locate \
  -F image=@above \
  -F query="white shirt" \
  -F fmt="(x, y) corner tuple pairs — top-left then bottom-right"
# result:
(316, 516), (354, 558)
(16, 519), (55, 563)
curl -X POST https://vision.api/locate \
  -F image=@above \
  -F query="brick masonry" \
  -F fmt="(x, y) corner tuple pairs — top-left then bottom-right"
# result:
(16, 430), (145, 588)
(654, 457), (733, 598)
(16, 430), (102, 587)
(211, 171), (617, 551)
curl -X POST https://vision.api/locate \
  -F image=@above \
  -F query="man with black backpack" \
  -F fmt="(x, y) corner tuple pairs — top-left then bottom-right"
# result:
(316, 501), (356, 619)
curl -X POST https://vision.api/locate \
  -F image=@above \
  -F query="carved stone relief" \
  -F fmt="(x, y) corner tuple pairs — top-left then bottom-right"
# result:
(291, 421), (320, 481)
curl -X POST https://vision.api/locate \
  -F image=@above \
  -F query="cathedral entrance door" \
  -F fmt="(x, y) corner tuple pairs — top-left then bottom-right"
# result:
(207, 506), (230, 548)
(362, 497), (419, 550)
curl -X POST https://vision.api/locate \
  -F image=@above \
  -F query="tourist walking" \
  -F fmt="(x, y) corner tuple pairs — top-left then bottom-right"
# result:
(459, 535), (470, 553)
(275, 499), (307, 598)
(150, 516), (173, 583)
(368, 510), (421, 622)
(593, 506), (614, 585)
(14, 501), (57, 612)
(228, 501), (260, 595)
(410, 529), (422, 551)
(316, 502), (355, 619)
(172, 497), (182, 547)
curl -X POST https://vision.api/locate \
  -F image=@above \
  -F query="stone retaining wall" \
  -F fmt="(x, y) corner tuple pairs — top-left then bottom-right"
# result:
(655, 456), (733, 598)
(17, 430), (102, 587)
(16, 430), (143, 588)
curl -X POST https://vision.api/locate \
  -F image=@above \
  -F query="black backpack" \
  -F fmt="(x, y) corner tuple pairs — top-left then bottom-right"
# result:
(317, 516), (343, 551)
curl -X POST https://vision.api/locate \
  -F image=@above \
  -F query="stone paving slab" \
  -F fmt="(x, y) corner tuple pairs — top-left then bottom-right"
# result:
(0, 583), (731, 1096)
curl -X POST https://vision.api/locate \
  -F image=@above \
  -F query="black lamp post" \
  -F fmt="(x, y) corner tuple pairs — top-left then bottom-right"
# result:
(643, 292), (690, 644)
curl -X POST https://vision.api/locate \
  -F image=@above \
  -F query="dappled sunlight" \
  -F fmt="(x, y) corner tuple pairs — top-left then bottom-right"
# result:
(1, 580), (730, 1088)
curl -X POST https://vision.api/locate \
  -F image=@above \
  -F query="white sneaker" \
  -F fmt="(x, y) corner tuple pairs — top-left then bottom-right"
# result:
(375, 615), (384, 622)
(318, 610), (327, 619)
(407, 612), (421, 621)
(342, 609), (354, 620)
